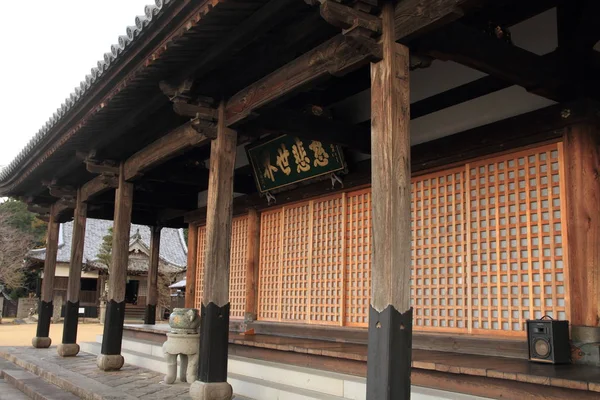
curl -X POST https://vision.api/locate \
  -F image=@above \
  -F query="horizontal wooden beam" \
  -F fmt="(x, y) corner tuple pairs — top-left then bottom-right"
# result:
(245, 108), (371, 152)
(411, 75), (512, 119)
(225, 33), (378, 127)
(124, 122), (211, 181)
(394, 0), (475, 42)
(81, 175), (118, 203)
(415, 23), (561, 100)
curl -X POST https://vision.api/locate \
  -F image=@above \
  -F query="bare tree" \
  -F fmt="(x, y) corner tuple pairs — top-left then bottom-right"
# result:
(0, 210), (34, 289)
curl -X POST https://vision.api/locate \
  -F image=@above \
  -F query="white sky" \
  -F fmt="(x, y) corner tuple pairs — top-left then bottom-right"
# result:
(0, 0), (151, 168)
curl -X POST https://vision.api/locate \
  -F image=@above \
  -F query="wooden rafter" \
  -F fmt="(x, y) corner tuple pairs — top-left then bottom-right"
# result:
(414, 23), (561, 100)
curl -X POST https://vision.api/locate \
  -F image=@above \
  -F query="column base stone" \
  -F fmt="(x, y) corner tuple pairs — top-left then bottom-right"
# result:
(96, 354), (124, 371)
(32, 337), (52, 349)
(189, 381), (233, 400)
(57, 343), (80, 357)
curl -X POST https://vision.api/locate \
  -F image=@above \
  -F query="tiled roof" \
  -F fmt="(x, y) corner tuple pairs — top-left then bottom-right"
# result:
(28, 218), (187, 269)
(0, 0), (174, 182)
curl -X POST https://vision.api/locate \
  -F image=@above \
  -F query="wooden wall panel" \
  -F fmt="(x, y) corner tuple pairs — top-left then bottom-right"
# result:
(194, 225), (207, 309)
(310, 195), (344, 325)
(254, 143), (570, 336)
(411, 168), (469, 332)
(195, 217), (249, 319)
(257, 210), (283, 321)
(230, 216), (249, 319)
(344, 189), (372, 327)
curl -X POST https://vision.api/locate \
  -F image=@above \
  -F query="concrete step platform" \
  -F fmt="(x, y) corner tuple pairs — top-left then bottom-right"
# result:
(0, 378), (30, 400)
(0, 359), (80, 400)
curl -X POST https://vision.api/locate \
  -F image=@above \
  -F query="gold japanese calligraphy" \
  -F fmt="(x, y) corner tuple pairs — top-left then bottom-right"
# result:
(309, 141), (329, 167)
(276, 144), (291, 176)
(263, 155), (278, 182)
(292, 138), (311, 173)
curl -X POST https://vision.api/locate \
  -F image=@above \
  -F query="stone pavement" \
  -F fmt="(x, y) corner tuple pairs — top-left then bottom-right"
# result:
(0, 346), (193, 399)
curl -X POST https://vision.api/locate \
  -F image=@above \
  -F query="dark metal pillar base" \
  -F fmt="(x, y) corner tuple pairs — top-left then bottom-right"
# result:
(36, 300), (53, 338)
(144, 304), (156, 325)
(62, 301), (80, 344)
(198, 302), (231, 383)
(366, 305), (413, 400)
(100, 300), (126, 355)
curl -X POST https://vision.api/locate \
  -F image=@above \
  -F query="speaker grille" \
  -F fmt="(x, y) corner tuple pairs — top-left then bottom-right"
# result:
(533, 338), (551, 359)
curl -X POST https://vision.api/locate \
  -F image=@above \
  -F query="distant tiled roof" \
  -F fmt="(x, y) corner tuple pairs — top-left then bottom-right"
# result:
(0, 0), (174, 182)
(28, 218), (187, 270)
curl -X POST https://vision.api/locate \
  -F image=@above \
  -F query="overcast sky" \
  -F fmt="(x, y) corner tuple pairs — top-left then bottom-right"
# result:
(0, 0), (151, 168)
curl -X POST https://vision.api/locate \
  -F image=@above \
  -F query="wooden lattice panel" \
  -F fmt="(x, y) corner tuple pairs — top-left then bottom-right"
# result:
(344, 189), (372, 327)
(411, 168), (469, 332)
(280, 202), (311, 322)
(257, 209), (283, 321)
(229, 216), (249, 319)
(194, 226), (207, 309)
(467, 144), (568, 335)
(309, 195), (344, 325)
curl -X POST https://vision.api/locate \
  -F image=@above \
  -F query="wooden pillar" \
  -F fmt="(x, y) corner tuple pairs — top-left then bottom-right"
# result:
(563, 123), (600, 327)
(190, 101), (237, 399)
(367, 2), (412, 399)
(185, 223), (198, 308)
(57, 189), (88, 357)
(98, 164), (134, 371)
(245, 209), (260, 322)
(32, 205), (60, 348)
(145, 226), (161, 325)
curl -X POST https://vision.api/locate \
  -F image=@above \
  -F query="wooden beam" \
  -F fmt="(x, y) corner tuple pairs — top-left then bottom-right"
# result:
(394, 0), (472, 42)
(81, 175), (118, 203)
(195, 101), (237, 393)
(185, 224), (199, 309)
(245, 108), (370, 152)
(58, 188), (87, 356)
(124, 122), (211, 181)
(368, 3), (412, 399)
(145, 226), (161, 325)
(411, 75), (512, 119)
(563, 122), (600, 327)
(225, 32), (380, 127)
(85, 159), (119, 176)
(414, 22), (561, 100)
(245, 209), (260, 322)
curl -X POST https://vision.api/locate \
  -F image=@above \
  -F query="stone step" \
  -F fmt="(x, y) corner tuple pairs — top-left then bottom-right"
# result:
(0, 361), (80, 400)
(229, 372), (348, 400)
(0, 378), (30, 400)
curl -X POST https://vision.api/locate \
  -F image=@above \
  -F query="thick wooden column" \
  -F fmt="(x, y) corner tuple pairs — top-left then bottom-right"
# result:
(145, 226), (161, 325)
(32, 205), (60, 349)
(563, 123), (600, 327)
(190, 101), (237, 400)
(245, 209), (260, 322)
(185, 223), (198, 308)
(367, 1), (412, 399)
(98, 164), (134, 371)
(57, 189), (88, 357)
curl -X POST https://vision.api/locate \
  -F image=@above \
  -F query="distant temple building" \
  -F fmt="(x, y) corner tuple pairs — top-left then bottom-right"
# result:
(27, 219), (187, 319)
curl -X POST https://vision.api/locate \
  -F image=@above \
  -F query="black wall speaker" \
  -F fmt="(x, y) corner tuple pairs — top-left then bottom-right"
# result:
(527, 317), (570, 364)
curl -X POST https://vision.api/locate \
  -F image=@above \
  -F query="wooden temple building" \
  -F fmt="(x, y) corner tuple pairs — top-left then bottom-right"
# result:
(27, 219), (187, 320)
(1, 0), (600, 399)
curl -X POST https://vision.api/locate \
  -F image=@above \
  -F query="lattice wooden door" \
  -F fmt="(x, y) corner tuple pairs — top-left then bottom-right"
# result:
(194, 216), (249, 318)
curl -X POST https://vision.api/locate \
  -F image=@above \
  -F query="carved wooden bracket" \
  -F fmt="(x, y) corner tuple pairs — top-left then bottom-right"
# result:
(47, 185), (76, 199)
(159, 79), (194, 103)
(85, 159), (119, 176)
(319, 0), (383, 60)
(99, 175), (119, 189)
(191, 118), (218, 140)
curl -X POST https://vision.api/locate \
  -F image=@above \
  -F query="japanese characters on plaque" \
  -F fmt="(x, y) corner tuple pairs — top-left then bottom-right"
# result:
(246, 135), (346, 194)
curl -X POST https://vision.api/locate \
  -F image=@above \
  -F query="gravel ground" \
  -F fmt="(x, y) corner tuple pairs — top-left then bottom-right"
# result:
(0, 321), (103, 346)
